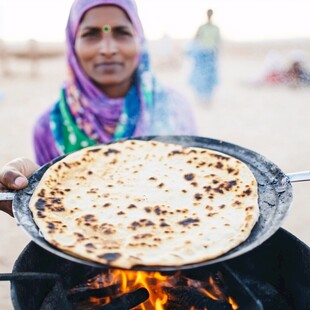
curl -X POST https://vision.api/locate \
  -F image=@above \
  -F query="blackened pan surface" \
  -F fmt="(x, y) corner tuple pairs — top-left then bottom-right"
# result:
(12, 135), (293, 271)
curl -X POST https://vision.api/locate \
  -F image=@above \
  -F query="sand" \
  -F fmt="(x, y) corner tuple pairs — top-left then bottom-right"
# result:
(0, 39), (309, 309)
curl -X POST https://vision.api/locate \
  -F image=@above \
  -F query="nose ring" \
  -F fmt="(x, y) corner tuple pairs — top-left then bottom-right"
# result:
(103, 25), (111, 33)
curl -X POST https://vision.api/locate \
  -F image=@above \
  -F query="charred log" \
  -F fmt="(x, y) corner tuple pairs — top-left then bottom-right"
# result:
(67, 284), (119, 302)
(207, 271), (230, 298)
(163, 286), (232, 310)
(97, 287), (149, 310)
(164, 300), (185, 310)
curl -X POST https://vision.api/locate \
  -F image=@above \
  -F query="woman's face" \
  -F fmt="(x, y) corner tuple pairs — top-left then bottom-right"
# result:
(75, 5), (140, 98)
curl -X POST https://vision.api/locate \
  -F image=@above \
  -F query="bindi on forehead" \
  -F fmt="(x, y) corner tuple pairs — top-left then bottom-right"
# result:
(103, 25), (111, 33)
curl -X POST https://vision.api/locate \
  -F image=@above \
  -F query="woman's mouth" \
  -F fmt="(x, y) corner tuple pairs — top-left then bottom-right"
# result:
(94, 62), (122, 73)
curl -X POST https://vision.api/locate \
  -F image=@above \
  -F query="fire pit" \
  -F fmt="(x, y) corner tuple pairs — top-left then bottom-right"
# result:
(1, 228), (309, 309)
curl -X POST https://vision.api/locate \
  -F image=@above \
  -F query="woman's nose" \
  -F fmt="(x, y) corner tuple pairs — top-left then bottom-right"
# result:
(98, 36), (118, 55)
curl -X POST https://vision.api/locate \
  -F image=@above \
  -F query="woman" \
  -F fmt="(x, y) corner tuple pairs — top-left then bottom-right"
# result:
(0, 0), (196, 216)
(34, 0), (196, 165)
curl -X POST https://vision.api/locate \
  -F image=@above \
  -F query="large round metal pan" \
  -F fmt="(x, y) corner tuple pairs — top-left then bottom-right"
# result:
(10, 135), (294, 271)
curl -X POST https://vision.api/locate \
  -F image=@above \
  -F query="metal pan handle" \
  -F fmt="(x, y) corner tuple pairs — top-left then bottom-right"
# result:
(286, 171), (310, 183)
(0, 190), (16, 201)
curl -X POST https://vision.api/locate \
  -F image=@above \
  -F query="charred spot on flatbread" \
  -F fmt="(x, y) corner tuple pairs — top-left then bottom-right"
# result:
(98, 253), (121, 263)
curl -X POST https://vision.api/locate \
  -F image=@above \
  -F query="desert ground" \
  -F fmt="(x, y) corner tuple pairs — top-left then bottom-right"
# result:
(0, 39), (309, 309)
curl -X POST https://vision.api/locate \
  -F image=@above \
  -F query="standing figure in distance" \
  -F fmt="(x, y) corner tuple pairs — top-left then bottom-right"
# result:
(188, 9), (220, 105)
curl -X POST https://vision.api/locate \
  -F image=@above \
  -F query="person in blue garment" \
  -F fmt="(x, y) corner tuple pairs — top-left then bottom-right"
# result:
(187, 9), (220, 104)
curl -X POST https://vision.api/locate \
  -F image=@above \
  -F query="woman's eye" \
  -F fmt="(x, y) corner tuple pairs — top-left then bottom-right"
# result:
(115, 29), (133, 37)
(81, 30), (100, 38)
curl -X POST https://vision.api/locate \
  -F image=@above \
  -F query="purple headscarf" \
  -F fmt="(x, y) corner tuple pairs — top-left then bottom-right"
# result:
(60, 0), (154, 145)
(66, 0), (144, 104)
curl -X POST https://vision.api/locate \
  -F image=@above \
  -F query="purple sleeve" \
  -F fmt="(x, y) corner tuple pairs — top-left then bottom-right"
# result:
(32, 109), (60, 166)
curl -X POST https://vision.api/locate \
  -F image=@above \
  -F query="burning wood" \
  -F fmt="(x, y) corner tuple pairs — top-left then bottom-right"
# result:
(99, 287), (149, 309)
(68, 284), (119, 303)
(69, 269), (238, 309)
(163, 286), (232, 310)
(70, 287), (149, 310)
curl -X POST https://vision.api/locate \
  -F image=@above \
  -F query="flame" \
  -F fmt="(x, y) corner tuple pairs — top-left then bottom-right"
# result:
(83, 269), (238, 309)
(228, 296), (239, 310)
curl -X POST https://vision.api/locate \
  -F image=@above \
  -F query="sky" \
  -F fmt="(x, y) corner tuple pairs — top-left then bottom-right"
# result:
(0, 0), (309, 42)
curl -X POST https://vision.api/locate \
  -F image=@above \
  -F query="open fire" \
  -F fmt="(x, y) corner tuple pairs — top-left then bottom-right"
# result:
(68, 269), (238, 309)
(5, 229), (308, 310)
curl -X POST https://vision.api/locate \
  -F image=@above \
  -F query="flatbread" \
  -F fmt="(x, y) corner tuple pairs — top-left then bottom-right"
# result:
(29, 139), (259, 269)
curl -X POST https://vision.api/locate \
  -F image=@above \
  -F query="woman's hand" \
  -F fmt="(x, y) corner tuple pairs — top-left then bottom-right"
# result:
(0, 158), (39, 217)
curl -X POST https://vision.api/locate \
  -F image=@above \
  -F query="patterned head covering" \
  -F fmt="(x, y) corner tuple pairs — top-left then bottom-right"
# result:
(50, 0), (155, 154)
(66, 0), (145, 102)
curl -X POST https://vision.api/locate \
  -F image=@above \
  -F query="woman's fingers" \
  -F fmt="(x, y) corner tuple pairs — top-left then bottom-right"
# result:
(0, 158), (39, 190)
(0, 158), (39, 217)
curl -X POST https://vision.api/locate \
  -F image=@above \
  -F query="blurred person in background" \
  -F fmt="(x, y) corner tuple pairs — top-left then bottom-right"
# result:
(187, 9), (220, 105)
(253, 49), (310, 87)
(260, 50), (286, 86)
(285, 50), (310, 87)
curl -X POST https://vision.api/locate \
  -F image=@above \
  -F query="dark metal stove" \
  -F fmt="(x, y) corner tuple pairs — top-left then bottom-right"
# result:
(1, 228), (309, 310)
